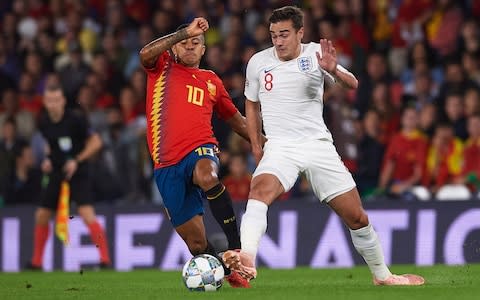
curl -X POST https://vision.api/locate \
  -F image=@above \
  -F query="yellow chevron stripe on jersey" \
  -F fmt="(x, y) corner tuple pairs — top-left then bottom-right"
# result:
(150, 66), (167, 164)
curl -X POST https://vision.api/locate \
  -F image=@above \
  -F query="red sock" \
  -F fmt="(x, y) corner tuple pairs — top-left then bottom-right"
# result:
(32, 224), (49, 267)
(87, 221), (111, 264)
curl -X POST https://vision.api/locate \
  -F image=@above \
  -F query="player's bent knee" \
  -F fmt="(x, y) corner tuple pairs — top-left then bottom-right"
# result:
(248, 185), (279, 203)
(348, 211), (369, 230)
(194, 173), (219, 190)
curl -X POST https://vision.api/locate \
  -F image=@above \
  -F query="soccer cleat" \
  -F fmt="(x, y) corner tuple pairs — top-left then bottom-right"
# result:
(373, 274), (425, 286)
(222, 250), (257, 280)
(225, 270), (251, 288)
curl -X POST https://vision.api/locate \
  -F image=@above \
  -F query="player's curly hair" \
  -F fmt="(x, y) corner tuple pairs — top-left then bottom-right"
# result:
(269, 6), (304, 31)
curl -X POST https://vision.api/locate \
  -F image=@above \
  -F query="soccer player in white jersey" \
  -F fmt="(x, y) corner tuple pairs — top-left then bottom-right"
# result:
(223, 6), (425, 286)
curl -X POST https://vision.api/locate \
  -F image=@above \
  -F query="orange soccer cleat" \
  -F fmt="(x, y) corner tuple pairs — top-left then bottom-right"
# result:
(373, 274), (425, 286)
(225, 270), (251, 288)
(222, 250), (257, 281)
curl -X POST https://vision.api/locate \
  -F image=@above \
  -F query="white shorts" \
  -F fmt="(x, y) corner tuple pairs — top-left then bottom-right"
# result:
(253, 139), (356, 202)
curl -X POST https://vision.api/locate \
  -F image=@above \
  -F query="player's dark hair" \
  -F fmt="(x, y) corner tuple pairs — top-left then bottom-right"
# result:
(269, 6), (304, 31)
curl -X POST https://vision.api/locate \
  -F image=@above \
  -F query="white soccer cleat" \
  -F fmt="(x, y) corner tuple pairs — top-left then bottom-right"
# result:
(373, 274), (425, 286)
(222, 250), (257, 280)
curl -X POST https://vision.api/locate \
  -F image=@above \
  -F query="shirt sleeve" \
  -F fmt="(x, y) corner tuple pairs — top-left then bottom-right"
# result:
(244, 56), (260, 102)
(383, 136), (398, 162)
(213, 75), (238, 121)
(143, 51), (172, 75)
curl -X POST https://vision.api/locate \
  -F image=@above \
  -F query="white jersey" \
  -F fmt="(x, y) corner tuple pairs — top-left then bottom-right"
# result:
(244, 42), (338, 142)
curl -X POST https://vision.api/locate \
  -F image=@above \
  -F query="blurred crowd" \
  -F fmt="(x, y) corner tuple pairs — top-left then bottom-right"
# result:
(1, 0), (480, 207)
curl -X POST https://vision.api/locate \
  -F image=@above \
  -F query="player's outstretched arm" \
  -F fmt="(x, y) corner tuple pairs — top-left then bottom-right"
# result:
(245, 100), (265, 165)
(139, 17), (209, 69)
(316, 39), (358, 90)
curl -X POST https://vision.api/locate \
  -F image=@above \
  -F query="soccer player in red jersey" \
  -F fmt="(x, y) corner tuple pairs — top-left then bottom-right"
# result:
(139, 18), (251, 288)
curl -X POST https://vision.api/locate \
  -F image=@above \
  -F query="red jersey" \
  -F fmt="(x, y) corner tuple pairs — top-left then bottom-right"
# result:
(383, 130), (428, 181)
(223, 174), (252, 202)
(144, 51), (238, 169)
(462, 138), (480, 177)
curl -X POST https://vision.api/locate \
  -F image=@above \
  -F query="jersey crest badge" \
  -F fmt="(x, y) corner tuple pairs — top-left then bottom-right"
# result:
(207, 80), (216, 96)
(297, 56), (313, 72)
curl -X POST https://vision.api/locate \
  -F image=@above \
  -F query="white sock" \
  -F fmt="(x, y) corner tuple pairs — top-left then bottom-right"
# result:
(240, 199), (268, 260)
(350, 224), (392, 280)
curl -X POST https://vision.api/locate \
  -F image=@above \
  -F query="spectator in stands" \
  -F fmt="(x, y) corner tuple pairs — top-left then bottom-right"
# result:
(456, 114), (480, 191)
(437, 58), (477, 109)
(4, 141), (41, 206)
(77, 84), (107, 133)
(58, 41), (91, 104)
(464, 87), (480, 118)
(18, 72), (43, 116)
(0, 117), (23, 202)
(119, 85), (141, 125)
(355, 110), (385, 198)
(370, 81), (400, 145)
(402, 41), (441, 86)
(423, 124), (464, 193)
(427, 0), (463, 58)
(418, 102), (438, 138)
(101, 29), (129, 76)
(355, 51), (389, 119)
(85, 72), (114, 109)
(56, 10), (97, 55)
(324, 85), (357, 171)
(222, 153), (251, 202)
(458, 18), (480, 53)
(403, 68), (438, 110)
(378, 107), (428, 198)
(0, 36), (17, 94)
(24, 52), (47, 94)
(129, 69), (146, 109)
(462, 51), (480, 86)
(443, 92), (468, 140)
(124, 24), (154, 79)
(0, 89), (35, 139)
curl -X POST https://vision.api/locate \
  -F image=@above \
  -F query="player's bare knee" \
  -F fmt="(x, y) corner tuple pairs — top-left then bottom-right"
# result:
(348, 211), (369, 230)
(195, 172), (219, 191)
(249, 185), (275, 203)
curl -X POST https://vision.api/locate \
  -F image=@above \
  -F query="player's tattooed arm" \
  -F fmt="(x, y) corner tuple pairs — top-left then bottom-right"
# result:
(139, 17), (209, 69)
(332, 65), (359, 90)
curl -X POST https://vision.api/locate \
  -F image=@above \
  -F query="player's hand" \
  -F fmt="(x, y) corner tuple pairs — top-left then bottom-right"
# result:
(186, 17), (209, 37)
(41, 158), (53, 173)
(63, 159), (78, 180)
(316, 39), (337, 74)
(252, 145), (264, 166)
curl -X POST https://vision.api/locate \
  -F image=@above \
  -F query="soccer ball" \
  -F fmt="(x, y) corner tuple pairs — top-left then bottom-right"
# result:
(182, 254), (225, 292)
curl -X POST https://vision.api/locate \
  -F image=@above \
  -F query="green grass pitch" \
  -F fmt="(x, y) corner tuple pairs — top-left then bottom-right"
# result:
(1, 265), (479, 300)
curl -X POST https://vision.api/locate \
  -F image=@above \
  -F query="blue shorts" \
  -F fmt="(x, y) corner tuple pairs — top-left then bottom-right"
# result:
(154, 144), (219, 227)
